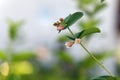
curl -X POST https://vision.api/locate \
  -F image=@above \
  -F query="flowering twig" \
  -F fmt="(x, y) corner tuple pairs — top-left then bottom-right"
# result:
(67, 27), (114, 77)
(53, 12), (114, 77)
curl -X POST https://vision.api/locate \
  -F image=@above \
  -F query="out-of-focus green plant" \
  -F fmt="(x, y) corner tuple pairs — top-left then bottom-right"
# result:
(93, 76), (120, 80)
(7, 20), (24, 41)
(0, 50), (7, 61)
(77, 0), (107, 41)
(0, 20), (37, 80)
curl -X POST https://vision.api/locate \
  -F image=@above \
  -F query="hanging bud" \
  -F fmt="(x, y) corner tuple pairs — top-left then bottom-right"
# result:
(75, 38), (81, 44)
(65, 41), (74, 48)
(57, 24), (64, 30)
(59, 18), (64, 22)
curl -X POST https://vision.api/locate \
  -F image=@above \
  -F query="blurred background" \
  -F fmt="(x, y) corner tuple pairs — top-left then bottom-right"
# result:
(0, 0), (120, 80)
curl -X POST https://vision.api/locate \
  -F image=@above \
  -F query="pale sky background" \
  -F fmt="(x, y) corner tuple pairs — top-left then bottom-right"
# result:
(0, 0), (78, 50)
(0, 0), (118, 75)
(0, 0), (117, 55)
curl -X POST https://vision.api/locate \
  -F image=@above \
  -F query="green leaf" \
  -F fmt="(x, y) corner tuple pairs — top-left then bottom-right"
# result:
(66, 35), (75, 40)
(12, 61), (33, 75)
(75, 27), (100, 38)
(64, 14), (72, 23)
(80, 19), (101, 29)
(93, 3), (107, 14)
(93, 76), (120, 80)
(57, 35), (69, 42)
(8, 20), (24, 40)
(61, 21), (67, 27)
(7, 74), (21, 80)
(12, 51), (36, 61)
(57, 50), (73, 63)
(64, 12), (83, 29)
(0, 50), (7, 61)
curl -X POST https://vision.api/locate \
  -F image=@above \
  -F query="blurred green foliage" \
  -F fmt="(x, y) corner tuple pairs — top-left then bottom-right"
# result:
(0, 50), (7, 61)
(0, 18), (113, 80)
(7, 20), (24, 41)
(78, 0), (107, 32)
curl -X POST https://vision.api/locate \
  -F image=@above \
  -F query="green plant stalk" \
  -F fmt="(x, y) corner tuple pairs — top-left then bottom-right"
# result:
(68, 27), (75, 37)
(80, 43), (114, 77)
(7, 39), (13, 63)
(67, 28), (114, 77)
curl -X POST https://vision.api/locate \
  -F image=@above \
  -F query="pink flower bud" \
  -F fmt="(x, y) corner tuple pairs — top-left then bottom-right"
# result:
(65, 42), (74, 48)
(75, 38), (81, 44)
(59, 18), (64, 21)
(57, 25), (64, 30)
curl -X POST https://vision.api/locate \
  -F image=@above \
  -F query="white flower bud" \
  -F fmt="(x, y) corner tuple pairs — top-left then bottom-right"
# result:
(75, 38), (81, 44)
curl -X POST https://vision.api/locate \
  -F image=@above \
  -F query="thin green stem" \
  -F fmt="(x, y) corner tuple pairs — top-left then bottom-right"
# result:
(67, 28), (114, 77)
(80, 43), (114, 77)
(7, 39), (13, 63)
(68, 27), (75, 37)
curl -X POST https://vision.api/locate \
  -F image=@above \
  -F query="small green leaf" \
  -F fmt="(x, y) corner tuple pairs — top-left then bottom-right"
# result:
(61, 21), (67, 27)
(64, 12), (83, 29)
(7, 20), (24, 40)
(80, 19), (101, 29)
(75, 27), (100, 38)
(93, 3), (107, 14)
(66, 35), (75, 40)
(75, 31), (84, 38)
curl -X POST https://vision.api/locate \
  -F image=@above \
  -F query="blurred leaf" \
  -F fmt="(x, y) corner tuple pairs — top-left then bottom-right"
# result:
(12, 61), (33, 75)
(8, 74), (21, 80)
(93, 76), (120, 80)
(0, 62), (9, 76)
(0, 50), (7, 61)
(57, 35), (69, 42)
(79, 19), (101, 29)
(116, 77), (120, 80)
(101, 0), (105, 3)
(79, 0), (95, 4)
(64, 12), (83, 29)
(75, 27), (100, 38)
(57, 51), (73, 63)
(116, 63), (120, 76)
(12, 52), (36, 61)
(93, 3), (107, 14)
(7, 20), (24, 40)
(78, 51), (113, 69)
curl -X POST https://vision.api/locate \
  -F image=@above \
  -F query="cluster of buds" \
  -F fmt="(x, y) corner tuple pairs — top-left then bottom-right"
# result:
(65, 38), (81, 48)
(53, 18), (65, 31)
(53, 18), (82, 48)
